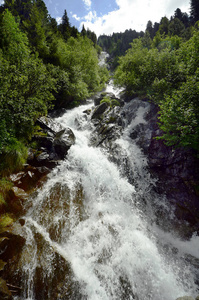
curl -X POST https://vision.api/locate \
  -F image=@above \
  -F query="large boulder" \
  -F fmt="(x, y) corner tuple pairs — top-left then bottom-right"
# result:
(53, 128), (76, 159)
(91, 102), (109, 120)
(30, 116), (76, 167)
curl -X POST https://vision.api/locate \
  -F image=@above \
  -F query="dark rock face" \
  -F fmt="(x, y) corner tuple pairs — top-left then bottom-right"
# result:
(90, 104), (123, 149)
(123, 98), (199, 233)
(91, 102), (109, 120)
(90, 95), (199, 233)
(0, 278), (12, 300)
(0, 223), (26, 299)
(29, 117), (75, 169)
(0, 113), (76, 297)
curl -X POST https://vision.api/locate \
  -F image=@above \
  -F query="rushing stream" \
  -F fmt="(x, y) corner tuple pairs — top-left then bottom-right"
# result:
(15, 82), (199, 300)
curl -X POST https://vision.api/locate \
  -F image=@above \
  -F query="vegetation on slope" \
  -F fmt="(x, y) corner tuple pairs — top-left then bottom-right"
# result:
(0, 1), (109, 177)
(112, 2), (199, 152)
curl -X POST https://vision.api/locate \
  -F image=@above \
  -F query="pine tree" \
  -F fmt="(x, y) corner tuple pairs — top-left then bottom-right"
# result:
(59, 9), (71, 41)
(190, 0), (199, 23)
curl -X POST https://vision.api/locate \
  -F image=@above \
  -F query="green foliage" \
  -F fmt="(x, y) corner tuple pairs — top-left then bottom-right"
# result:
(23, 2), (49, 58)
(0, 9), (30, 64)
(0, 178), (13, 206)
(98, 29), (144, 69)
(190, 0), (199, 23)
(158, 71), (199, 150)
(100, 97), (120, 107)
(52, 36), (108, 103)
(114, 28), (199, 152)
(0, 5), (109, 176)
(0, 214), (14, 228)
(0, 51), (55, 141)
(0, 138), (28, 176)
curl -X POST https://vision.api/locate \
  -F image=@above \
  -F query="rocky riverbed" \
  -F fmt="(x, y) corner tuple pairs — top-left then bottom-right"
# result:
(0, 90), (199, 299)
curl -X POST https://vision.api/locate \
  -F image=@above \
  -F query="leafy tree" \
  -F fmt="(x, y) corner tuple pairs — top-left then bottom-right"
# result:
(114, 26), (199, 151)
(0, 10), (55, 146)
(0, 9), (30, 64)
(158, 72), (199, 150)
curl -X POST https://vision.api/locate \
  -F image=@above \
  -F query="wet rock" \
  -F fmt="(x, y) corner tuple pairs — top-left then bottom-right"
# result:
(0, 278), (12, 300)
(176, 297), (195, 300)
(33, 135), (54, 150)
(3, 187), (28, 216)
(37, 116), (62, 134)
(0, 223), (26, 262)
(10, 166), (51, 193)
(33, 117), (76, 163)
(91, 102), (109, 119)
(0, 260), (7, 271)
(126, 99), (199, 231)
(94, 92), (115, 106)
(0, 223), (26, 299)
(48, 108), (67, 118)
(53, 128), (76, 159)
(90, 103), (123, 151)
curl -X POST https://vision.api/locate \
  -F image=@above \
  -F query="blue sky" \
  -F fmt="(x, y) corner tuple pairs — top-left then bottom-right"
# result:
(0, 0), (190, 37)
(43, 0), (190, 36)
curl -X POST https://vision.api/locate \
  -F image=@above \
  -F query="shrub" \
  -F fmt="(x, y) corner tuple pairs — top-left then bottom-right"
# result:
(0, 138), (28, 177)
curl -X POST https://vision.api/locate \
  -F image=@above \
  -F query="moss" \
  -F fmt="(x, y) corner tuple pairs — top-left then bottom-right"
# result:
(0, 194), (6, 206)
(33, 125), (48, 137)
(0, 214), (14, 229)
(0, 178), (13, 209)
(100, 97), (120, 108)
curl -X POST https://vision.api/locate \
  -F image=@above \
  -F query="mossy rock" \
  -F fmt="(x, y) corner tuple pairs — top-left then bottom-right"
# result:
(0, 278), (12, 299)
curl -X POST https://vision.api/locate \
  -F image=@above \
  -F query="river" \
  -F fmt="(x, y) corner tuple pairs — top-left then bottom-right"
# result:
(15, 81), (199, 300)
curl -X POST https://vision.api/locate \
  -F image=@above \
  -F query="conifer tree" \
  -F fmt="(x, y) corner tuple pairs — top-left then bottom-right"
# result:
(59, 9), (71, 41)
(190, 0), (199, 23)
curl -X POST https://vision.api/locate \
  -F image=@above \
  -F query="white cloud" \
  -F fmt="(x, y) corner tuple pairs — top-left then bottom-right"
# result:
(84, 10), (97, 22)
(72, 14), (81, 21)
(80, 0), (190, 37)
(0, 0), (4, 5)
(56, 17), (62, 25)
(83, 0), (92, 10)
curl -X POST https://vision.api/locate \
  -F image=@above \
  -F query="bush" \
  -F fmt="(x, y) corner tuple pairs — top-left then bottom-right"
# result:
(0, 139), (28, 177)
(100, 97), (120, 107)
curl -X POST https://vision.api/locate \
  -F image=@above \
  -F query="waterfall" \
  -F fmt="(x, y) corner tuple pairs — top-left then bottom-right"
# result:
(15, 83), (199, 300)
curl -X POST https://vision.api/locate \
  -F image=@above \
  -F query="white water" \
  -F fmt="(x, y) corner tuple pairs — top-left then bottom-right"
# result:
(17, 91), (199, 299)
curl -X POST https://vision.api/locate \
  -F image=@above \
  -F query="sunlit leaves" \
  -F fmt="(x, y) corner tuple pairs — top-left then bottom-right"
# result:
(0, 9), (30, 64)
(114, 30), (199, 151)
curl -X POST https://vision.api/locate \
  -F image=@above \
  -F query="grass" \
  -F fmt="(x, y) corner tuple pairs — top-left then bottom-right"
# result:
(0, 138), (28, 177)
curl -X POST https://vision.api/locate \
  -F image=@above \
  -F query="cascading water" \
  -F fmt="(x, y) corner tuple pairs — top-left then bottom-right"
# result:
(15, 83), (199, 300)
